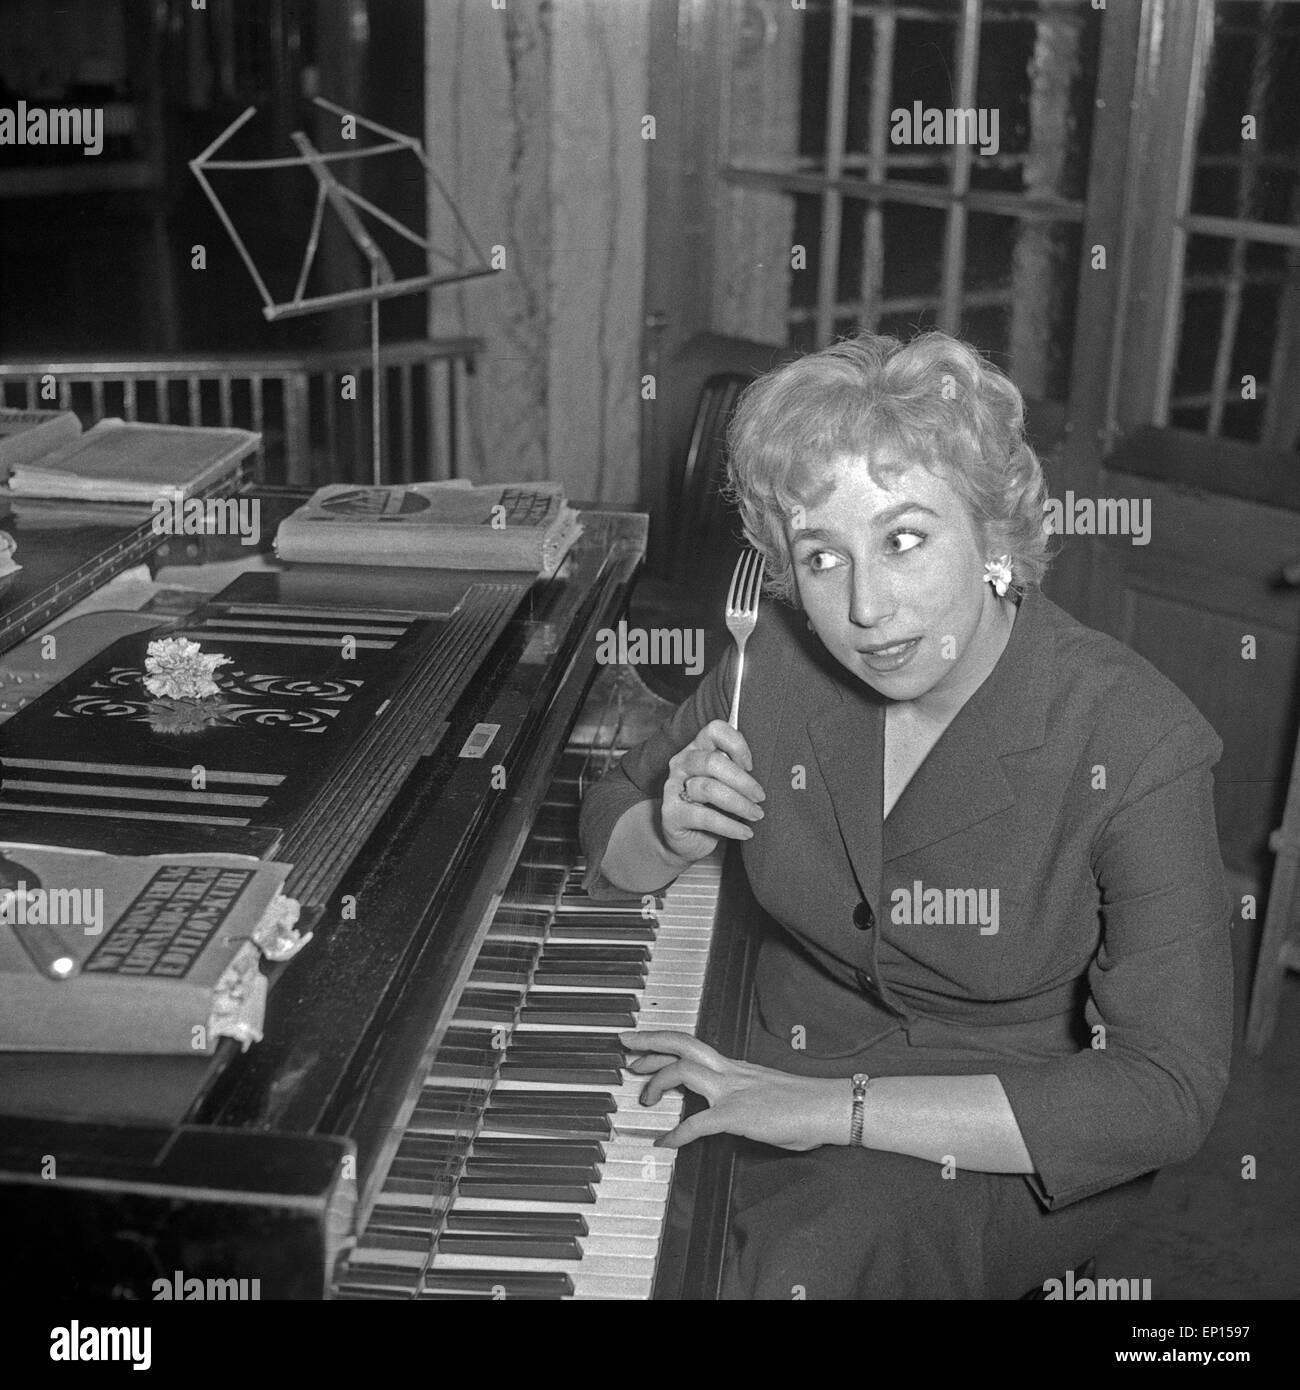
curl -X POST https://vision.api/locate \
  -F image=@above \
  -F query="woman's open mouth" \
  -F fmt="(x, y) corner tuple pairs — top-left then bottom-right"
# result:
(858, 637), (921, 672)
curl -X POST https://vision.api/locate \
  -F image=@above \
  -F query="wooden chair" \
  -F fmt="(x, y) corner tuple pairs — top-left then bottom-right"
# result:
(628, 373), (753, 704)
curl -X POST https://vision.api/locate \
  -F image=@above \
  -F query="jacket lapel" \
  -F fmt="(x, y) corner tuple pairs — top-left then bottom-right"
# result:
(882, 588), (1054, 863)
(795, 589), (1059, 885)
(807, 692), (886, 913)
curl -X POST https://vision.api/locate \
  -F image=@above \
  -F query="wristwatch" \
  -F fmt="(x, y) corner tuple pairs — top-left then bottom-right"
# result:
(850, 1072), (871, 1147)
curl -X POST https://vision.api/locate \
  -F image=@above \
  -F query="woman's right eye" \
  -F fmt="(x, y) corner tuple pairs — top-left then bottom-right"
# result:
(803, 550), (842, 574)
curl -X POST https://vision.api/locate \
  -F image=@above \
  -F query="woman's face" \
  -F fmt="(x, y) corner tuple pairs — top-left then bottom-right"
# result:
(787, 453), (1008, 705)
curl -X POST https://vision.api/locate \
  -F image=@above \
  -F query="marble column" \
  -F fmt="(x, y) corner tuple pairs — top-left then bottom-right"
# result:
(425, 0), (650, 502)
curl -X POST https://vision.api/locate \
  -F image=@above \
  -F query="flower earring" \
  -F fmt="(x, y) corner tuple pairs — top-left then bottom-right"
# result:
(982, 556), (1013, 598)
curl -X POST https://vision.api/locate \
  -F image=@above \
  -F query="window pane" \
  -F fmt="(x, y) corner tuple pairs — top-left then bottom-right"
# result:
(972, 0), (1101, 200)
(1189, 0), (1300, 225)
(883, 10), (959, 186)
(1170, 233), (1300, 445)
(882, 203), (945, 300)
(964, 211), (1082, 400)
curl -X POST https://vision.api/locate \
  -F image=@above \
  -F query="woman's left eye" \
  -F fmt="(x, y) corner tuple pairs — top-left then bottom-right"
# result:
(888, 529), (925, 554)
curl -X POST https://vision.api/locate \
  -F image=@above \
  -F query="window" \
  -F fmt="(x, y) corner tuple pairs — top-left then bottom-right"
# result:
(1167, 0), (1300, 447)
(713, 0), (1103, 400)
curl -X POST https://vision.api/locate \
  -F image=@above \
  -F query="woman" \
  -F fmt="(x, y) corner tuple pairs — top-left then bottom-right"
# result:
(578, 330), (1233, 1299)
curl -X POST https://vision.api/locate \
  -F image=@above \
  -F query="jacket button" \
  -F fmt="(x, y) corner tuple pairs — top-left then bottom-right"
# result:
(856, 968), (875, 991)
(852, 901), (875, 931)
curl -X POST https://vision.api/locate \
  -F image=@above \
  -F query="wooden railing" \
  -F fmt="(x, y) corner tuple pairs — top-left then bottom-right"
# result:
(0, 337), (481, 486)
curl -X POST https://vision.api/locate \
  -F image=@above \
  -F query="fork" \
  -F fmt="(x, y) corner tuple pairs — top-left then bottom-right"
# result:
(725, 549), (766, 728)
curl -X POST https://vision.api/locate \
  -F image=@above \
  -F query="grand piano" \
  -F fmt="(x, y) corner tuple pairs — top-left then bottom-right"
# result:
(0, 487), (761, 1300)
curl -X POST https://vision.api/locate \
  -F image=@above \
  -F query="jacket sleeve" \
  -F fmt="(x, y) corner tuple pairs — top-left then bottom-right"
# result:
(995, 717), (1235, 1210)
(578, 644), (737, 901)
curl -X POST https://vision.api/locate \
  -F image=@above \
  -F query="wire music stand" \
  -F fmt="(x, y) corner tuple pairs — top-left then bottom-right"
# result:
(190, 97), (495, 484)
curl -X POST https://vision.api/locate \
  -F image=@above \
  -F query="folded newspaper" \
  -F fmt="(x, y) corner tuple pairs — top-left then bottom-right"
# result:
(274, 480), (584, 576)
(0, 843), (307, 1055)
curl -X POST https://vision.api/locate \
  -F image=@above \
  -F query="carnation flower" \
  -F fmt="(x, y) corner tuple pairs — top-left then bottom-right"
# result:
(143, 637), (232, 701)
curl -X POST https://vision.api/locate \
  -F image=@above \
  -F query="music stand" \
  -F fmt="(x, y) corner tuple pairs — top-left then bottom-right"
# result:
(190, 97), (495, 484)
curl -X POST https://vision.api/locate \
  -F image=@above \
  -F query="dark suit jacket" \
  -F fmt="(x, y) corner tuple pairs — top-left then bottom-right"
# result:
(579, 586), (1234, 1211)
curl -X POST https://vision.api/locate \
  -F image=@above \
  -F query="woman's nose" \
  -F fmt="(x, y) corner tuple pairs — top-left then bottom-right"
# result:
(848, 566), (895, 630)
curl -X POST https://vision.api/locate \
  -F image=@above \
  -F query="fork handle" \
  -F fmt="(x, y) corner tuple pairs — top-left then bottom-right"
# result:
(728, 645), (747, 729)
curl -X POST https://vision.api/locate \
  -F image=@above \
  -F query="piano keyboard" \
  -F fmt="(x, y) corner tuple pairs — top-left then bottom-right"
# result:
(335, 739), (724, 1300)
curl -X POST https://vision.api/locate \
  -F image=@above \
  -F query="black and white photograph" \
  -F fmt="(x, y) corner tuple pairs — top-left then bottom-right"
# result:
(0, 0), (1296, 1350)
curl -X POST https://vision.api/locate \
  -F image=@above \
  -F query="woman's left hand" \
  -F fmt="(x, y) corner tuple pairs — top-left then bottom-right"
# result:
(621, 1030), (847, 1152)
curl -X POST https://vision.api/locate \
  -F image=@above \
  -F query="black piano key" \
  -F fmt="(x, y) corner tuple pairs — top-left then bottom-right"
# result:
(485, 1092), (616, 1114)
(416, 1094), (616, 1121)
(533, 970), (646, 989)
(553, 909), (657, 924)
(458, 1162), (597, 1184)
(396, 1137), (464, 1162)
(402, 1111), (487, 1135)
(468, 1139), (606, 1166)
(455, 1178), (595, 1203)
(444, 1209), (588, 1236)
(467, 967), (532, 986)
(536, 957), (648, 974)
(441, 1025), (509, 1050)
(417, 1271), (574, 1298)
(383, 1176), (457, 1198)
(544, 922), (656, 942)
(505, 1030), (627, 1051)
(519, 991), (639, 1013)
(390, 1157), (466, 1182)
(475, 941), (540, 961)
(427, 1044), (498, 1065)
(453, 992), (521, 1024)
(498, 891), (562, 913)
(436, 1232), (582, 1260)
(358, 1230), (431, 1254)
(415, 1091), (620, 1124)
(499, 1063), (625, 1085)
(476, 1113), (612, 1137)
(424, 1060), (499, 1082)
(518, 1005), (638, 1028)
(428, 1061), (503, 1084)
(367, 1205), (440, 1233)
(540, 944), (652, 963)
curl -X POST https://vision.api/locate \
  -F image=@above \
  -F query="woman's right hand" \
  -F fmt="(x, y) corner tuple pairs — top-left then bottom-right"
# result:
(660, 719), (766, 863)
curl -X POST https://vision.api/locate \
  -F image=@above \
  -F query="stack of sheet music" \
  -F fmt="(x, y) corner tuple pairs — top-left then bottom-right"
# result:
(274, 479), (584, 577)
(7, 419), (259, 503)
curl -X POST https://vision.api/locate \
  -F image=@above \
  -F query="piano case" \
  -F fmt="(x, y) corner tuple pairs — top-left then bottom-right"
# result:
(0, 505), (655, 1298)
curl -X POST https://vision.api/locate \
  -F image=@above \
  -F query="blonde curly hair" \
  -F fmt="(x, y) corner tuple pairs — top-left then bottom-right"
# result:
(723, 329), (1054, 605)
